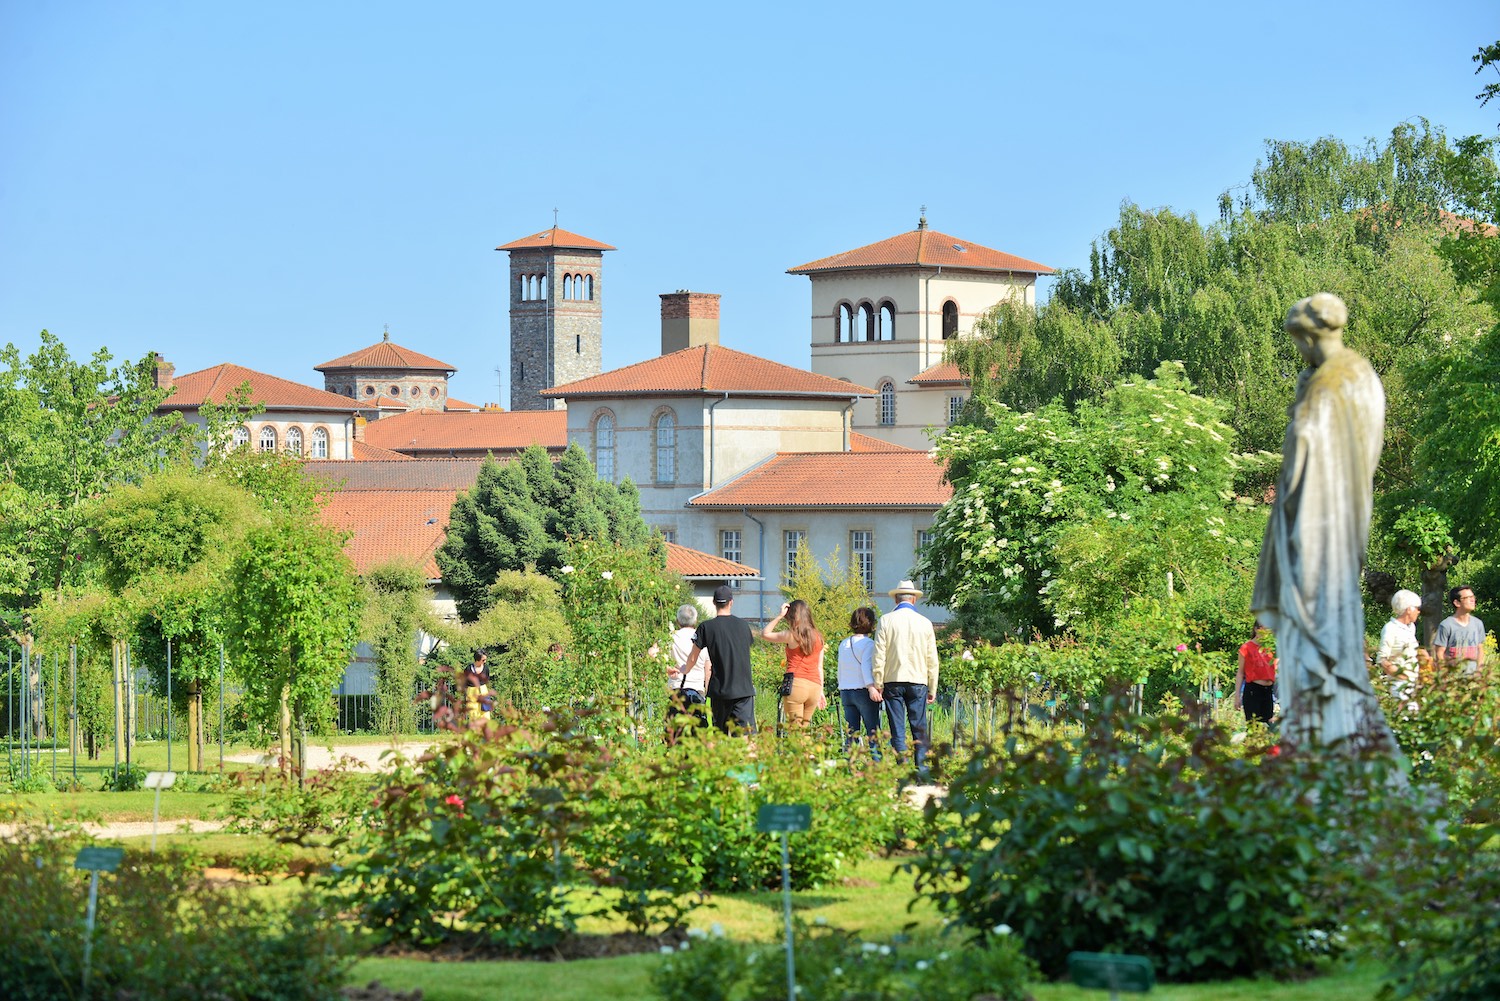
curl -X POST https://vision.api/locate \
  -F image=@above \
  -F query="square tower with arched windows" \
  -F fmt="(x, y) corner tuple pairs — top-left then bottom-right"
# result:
(498, 226), (615, 411)
(789, 216), (1052, 449)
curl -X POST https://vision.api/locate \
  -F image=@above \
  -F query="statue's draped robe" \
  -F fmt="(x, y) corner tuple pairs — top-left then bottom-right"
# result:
(1252, 350), (1395, 748)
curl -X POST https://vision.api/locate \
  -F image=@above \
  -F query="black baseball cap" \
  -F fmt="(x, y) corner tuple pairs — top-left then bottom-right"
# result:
(712, 585), (734, 606)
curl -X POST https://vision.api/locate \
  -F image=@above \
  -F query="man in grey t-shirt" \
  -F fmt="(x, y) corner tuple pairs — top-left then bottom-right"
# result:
(1431, 585), (1486, 672)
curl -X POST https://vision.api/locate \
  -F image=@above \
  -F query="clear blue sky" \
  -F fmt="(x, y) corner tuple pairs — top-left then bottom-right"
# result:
(3, 1), (1496, 407)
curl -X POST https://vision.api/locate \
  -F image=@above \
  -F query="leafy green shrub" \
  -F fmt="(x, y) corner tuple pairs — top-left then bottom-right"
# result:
(100, 762), (146, 791)
(584, 728), (916, 906)
(0, 826), (351, 1000)
(653, 920), (1035, 1001)
(221, 754), (374, 849)
(1378, 638), (1500, 816)
(338, 707), (613, 950)
(912, 699), (1411, 981)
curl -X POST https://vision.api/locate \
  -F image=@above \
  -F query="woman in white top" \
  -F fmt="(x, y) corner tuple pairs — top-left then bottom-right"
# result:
(1376, 589), (1422, 711)
(837, 606), (883, 757)
(666, 603), (711, 699)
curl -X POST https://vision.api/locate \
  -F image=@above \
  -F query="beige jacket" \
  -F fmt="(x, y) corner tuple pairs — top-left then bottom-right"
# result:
(872, 605), (940, 689)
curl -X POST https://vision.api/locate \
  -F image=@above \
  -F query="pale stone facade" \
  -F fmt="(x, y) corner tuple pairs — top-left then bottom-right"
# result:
(221, 412), (359, 460)
(807, 267), (1036, 449)
(687, 509), (945, 623)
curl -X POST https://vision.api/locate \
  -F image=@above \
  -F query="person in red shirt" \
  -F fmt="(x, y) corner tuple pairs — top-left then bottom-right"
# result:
(1234, 622), (1277, 725)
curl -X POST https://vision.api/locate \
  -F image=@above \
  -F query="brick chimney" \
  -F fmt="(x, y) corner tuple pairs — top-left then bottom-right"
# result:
(660, 291), (720, 354)
(153, 353), (175, 389)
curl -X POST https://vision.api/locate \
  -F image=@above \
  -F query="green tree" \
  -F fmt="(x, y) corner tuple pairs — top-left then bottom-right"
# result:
(226, 517), (363, 782)
(424, 569), (572, 713)
(0, 333), (194, 641)
(1417, 46), (1500, 557)
(558, 536), (685, 720)
(86, 470), (261, 769)
(781, 540), (873, 642)
(361, 561), (431, 735)
(436, 444), (653, 622)
(953, 122), (1492, 492)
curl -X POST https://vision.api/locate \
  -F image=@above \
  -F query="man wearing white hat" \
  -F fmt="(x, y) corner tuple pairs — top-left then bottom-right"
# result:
(872, 580), (941, 770)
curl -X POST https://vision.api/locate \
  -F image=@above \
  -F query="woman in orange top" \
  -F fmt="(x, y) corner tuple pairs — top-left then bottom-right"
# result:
(762, 599), (826, 727)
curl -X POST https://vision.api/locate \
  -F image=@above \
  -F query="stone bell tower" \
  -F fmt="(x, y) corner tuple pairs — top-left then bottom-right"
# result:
(497, 225), (616, 411)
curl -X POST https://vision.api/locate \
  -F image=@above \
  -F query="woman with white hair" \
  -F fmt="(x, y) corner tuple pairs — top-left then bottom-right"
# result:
(665, 603), (711, 736)
(1377, 590), (1423, 710)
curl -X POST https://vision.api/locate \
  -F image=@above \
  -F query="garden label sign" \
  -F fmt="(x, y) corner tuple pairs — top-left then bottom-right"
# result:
(76, 846), (124, 995)
(145, 770), (176, 853)
(757, 803), (812, 1001)
(755, 803), (810, 833)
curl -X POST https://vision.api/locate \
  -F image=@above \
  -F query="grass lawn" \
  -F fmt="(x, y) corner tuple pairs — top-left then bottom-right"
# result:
(350, 945), (1388, 1001)
(343, 856), (1393, 1001)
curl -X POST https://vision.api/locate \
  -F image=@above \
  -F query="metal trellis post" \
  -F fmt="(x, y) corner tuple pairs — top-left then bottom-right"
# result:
(71, 643), (78, 783)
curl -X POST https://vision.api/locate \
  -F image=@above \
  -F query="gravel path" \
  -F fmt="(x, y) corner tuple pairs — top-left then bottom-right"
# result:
(223, 741), (432, 772)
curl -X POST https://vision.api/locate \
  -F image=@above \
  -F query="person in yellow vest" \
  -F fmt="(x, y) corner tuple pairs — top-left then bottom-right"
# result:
(463, 648), (493, 723)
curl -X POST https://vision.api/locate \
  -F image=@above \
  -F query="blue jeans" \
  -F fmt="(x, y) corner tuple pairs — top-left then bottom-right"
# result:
(840, 688), (883, 759)
(882, 682), (929, 769)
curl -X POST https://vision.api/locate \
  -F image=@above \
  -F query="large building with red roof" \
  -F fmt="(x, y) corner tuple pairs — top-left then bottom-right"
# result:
(541, 293), (956, 621)
(155, 359), (375, 460)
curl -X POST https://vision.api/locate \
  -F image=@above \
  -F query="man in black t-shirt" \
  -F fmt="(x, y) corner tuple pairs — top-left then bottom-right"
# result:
(685, 585), (756, 733)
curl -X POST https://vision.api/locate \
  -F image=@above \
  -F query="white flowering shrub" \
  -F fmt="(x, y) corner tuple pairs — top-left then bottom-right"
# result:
(920, 361), (1273, 647)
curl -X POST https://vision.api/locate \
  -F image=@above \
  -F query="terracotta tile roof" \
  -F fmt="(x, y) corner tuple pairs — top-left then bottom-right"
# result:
(305, 458), (488, 491)
(689, 452), (951, 509)
(319, 488), (456, 579)
(373, 395), (409, 410)
(665, 541), (759, 579)
(362, 408), (568, 453)
(849, 432), (923, 453)
(315, 339), (456, 373)
(788, 226), (1052, 275)
(543, 345), (875, 400)
(444, 397), (482, 411)
(496, 226), (616, 252)
(909, 362), (969, 386)
(163, 363), (374, 413)
(351, 441), (412, 460)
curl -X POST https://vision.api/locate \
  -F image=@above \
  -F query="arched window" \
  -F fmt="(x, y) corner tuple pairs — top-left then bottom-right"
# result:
(233, 425), (250, 448)
(584, 274), (594, 300)
(836, 303), (853, 342)
(311, 427), (329, 459)
(594, 412), (616, 482)
(539, 274), (548, 299)
(655, 411), (676, 484)
(857, 303), (874, 342)
(285, 426), (303, 456)
(879, 381), (896, 426)
(563, 274), (574, 300)
(878, 301), (896, 341)
(942, 300), (959, 339)
(258, 426), (277, 452)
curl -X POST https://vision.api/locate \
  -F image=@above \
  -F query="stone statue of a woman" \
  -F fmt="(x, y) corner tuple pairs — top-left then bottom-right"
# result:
(1251, 293), (1397, 750)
